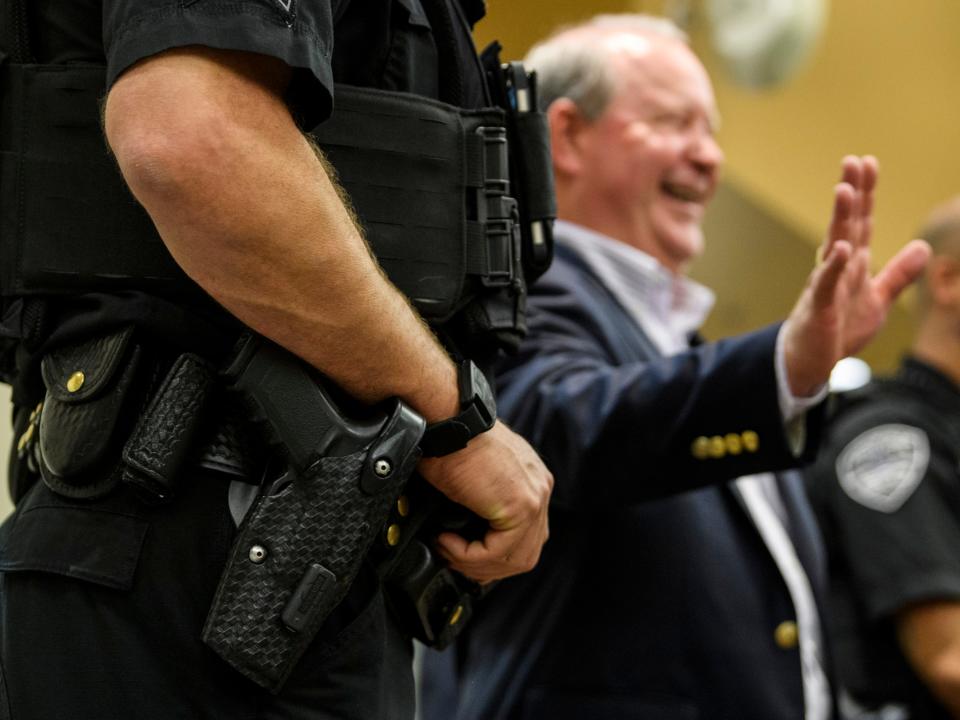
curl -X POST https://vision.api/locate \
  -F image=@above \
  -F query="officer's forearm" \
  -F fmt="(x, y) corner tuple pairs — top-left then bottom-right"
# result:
(104, 46), (459, 423)
(897, 601), (960, 716)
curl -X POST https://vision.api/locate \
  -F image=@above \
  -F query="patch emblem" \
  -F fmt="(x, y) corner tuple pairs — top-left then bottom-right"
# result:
(836, 424), (929, 513)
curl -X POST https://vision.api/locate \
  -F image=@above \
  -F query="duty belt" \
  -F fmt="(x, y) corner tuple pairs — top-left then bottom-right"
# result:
(0, 62), (536, 323)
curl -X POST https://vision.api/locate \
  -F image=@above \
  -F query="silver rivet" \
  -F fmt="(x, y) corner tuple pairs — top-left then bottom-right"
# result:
(374, 459), (393, 478)
(249, 545), (267, 564)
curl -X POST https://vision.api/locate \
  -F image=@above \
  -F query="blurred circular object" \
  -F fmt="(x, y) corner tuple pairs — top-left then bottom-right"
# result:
(829, 356), (872, 393)
(707, 0), (828, 88)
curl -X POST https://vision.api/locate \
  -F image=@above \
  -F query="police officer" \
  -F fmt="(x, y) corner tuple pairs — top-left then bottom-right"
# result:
(808, 197), (960, 719)
(0, 0), (552, 717)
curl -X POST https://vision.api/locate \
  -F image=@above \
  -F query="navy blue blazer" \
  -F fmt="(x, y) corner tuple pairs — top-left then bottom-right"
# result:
(420, 238), (830, 720)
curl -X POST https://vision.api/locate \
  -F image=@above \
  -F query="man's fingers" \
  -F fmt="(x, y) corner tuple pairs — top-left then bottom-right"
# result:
(831, 156), (878, 251)
(873, 239), (932, 305)
(840, 155), (862, 189)
(827, 182), (856, 249)
(861, 155), (878, 199)
(812, 239), (852, 309)
(845, 246), (870, 297)
(857, 156), (878, 248)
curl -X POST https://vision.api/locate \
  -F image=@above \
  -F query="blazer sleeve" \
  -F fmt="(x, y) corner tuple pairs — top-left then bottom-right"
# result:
(497, 260), (823, 510)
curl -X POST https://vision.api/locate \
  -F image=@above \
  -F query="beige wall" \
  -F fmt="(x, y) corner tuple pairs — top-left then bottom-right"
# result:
(692, 0), (960, 264)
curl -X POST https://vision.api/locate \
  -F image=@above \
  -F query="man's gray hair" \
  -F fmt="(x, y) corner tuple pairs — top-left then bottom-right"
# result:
(524, 14), (687, 120)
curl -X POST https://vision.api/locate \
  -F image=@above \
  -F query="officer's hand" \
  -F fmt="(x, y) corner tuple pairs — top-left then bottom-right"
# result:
(418, 421), (553, 584)
(782, 155), (930, 397)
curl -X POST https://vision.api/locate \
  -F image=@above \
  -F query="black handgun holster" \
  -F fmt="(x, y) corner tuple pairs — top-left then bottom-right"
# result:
(202, 338), (425, 693)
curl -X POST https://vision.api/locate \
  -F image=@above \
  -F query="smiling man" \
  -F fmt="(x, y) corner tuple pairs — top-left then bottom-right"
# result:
(420, 14), (931, 720)
(553, 23), (721, 272)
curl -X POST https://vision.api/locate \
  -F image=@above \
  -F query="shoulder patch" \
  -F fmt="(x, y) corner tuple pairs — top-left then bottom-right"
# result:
(835, 424), (930, 513)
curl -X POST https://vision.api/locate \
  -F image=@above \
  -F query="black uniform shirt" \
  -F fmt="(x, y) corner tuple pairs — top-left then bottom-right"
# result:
(31, 0), (486, 127)
(18, 0), (486, 383)
(807, 357), (960, 719)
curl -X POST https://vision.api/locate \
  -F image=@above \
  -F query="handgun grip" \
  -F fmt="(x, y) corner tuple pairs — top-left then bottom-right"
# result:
(223, 334), (388, 469)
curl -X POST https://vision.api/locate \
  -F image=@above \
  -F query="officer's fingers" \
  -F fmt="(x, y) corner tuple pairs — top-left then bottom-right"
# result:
(434, 529), (514, 581)
(436, 527), (540, 582)
(872, 239), (931, 306)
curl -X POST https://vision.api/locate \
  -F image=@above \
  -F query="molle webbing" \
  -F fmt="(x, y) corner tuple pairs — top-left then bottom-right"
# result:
(311, 85), (516, 321)
(0, 0), (34, 64)
(0, 63), (182, 298)
(0, 63), (519, 323)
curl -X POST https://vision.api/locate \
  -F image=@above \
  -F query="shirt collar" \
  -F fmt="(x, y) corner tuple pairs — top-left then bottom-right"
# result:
(556, 220), (715, 354)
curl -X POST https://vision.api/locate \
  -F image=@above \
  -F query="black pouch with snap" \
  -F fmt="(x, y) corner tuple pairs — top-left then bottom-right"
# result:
(38, 326), (145, 499)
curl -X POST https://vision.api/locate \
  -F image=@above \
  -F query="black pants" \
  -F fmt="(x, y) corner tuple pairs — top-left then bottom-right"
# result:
(0, 471), (414, 720)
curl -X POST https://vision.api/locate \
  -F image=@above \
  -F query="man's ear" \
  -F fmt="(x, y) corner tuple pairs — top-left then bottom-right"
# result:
(927, 256), (960, 308)
(547, 98), (589, 178)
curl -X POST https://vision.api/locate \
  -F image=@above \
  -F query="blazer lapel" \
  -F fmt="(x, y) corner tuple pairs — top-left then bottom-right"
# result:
(554, 241), (661, 362)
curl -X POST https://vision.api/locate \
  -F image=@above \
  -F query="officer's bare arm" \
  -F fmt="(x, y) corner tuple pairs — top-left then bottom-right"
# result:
(104, 47), (455, 414)
(897, 601), (960, 715)
(103, 46), (551, 581)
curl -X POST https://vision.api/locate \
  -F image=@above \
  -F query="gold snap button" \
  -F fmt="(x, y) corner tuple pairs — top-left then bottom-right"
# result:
(66, 371), (85, 393)
(742, 430), (759, 453)
(448, 604), (464, 626)
(725, 433), (742, 455)
(691, 436), (710, 460)
(397, 495), (410, 518)
(386, 524), (401, 547)
(774, 620), (799, 649)
(708, 435), (726, 459)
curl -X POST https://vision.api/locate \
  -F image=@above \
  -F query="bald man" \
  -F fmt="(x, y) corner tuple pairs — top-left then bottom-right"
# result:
(808, 198), (960, 720)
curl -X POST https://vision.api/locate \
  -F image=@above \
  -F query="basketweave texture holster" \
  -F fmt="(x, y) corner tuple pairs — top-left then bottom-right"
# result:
(202, 413), (422, 692)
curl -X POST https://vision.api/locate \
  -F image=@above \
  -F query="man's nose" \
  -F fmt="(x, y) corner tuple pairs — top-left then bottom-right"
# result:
(689, 132), (724, 172)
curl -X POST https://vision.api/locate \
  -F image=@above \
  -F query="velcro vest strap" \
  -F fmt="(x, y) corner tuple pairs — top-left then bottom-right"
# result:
(0, 0), (33, 63)
(1, 65), (522, 325)
(310, 85), (516, 321)
(0, 63), (188, 299)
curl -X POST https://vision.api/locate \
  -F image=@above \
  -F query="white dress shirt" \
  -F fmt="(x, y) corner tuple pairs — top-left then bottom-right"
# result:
(559, 220), (832, 720)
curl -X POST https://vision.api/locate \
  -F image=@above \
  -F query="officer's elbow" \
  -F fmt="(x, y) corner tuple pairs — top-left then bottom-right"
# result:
(104, 84), (238, 209)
